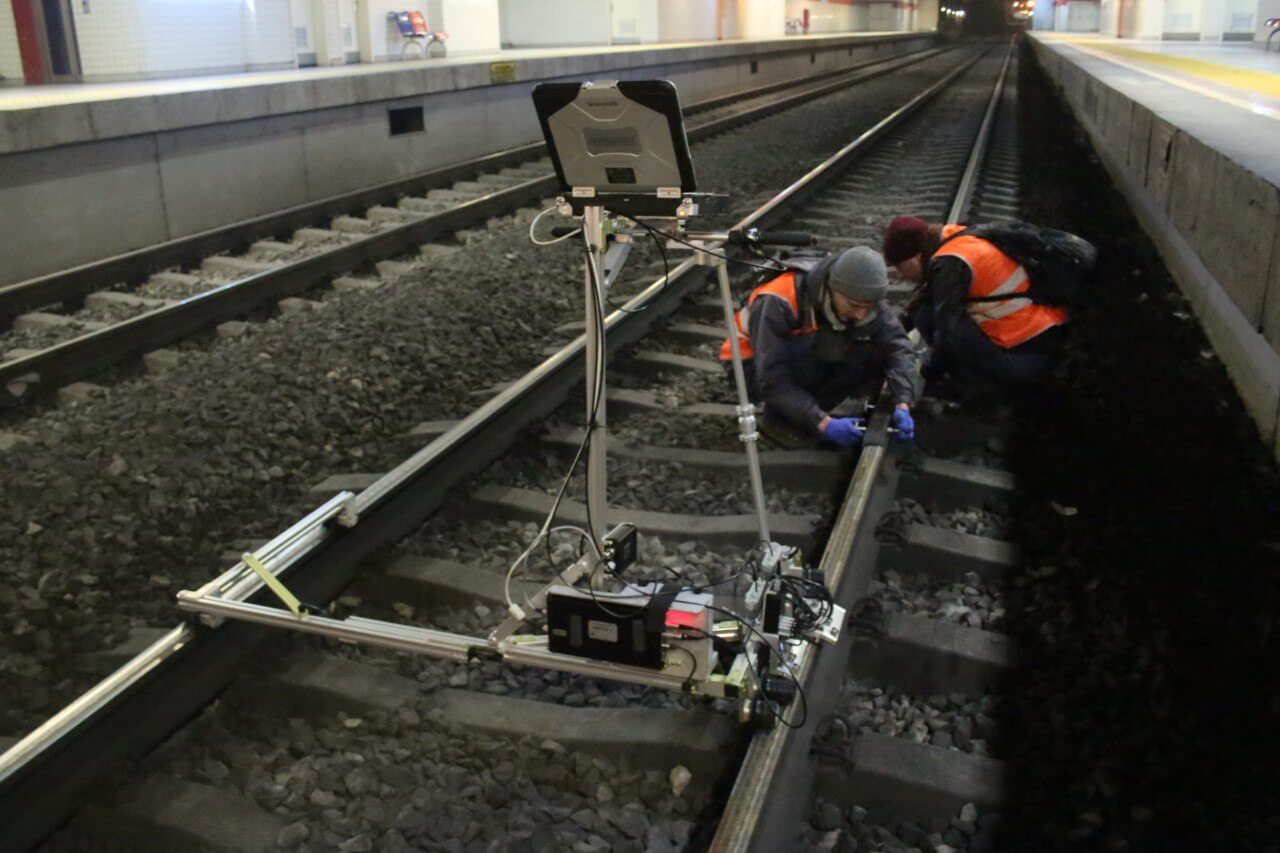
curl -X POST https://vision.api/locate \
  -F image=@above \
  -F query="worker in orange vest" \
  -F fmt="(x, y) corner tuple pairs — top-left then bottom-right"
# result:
(882, 216), (1069, 384)
(720, 246), (917, 448)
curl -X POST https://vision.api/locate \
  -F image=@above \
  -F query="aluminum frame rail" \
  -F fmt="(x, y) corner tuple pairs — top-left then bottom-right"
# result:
(710, 38), (1015, 853)
(0, 44), (984, 851)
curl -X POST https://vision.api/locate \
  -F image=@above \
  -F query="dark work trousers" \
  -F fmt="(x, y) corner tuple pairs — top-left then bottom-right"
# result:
(725, 337), (886, 421)
(912, 303), (1066, 387)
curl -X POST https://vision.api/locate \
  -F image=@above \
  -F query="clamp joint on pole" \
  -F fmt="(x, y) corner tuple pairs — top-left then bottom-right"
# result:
(736, 405), (760, 444)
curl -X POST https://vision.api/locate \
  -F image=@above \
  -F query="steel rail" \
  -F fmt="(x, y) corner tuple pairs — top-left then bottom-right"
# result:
(948, 41), (1014, 224)
(0, 41), (948, 321)
(0, 44), (955, 409)
(0, 44), (987, 851)
(710, 38), (1016, 853)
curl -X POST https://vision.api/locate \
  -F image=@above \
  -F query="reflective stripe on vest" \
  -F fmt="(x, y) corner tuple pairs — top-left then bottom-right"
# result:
(934, 223), (1067, 349)
(718, 272), (817, 361)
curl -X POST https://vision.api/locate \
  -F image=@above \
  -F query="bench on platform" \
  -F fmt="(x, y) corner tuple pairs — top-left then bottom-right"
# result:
(390, 11), (447, 58)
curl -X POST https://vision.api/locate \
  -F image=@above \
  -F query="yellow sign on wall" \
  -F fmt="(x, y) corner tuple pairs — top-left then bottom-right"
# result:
(490, 62), (517, 84)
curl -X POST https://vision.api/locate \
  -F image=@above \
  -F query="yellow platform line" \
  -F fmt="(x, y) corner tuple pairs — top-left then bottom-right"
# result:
(1063, 39), (1280, 122)
(1072, 40), (1280, 100)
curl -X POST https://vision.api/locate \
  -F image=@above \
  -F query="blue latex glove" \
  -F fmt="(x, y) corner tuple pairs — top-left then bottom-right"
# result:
(892, 407), (915, 442)
(821, 417), (866, 448)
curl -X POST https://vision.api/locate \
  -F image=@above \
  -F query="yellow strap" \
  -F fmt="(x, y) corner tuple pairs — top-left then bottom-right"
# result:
(242, 553), (306, 618)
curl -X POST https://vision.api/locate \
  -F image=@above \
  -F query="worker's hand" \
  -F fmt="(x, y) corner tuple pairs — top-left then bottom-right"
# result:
(891, 407), (915, 442)
(820, 417), (866, 448)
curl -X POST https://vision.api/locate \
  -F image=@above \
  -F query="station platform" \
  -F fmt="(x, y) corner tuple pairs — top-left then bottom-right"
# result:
(1028, 32), (1280, 456)
(0, 32), (921, 155)
(1032, 33), (1280, 182)
(0, 29), (936, 288)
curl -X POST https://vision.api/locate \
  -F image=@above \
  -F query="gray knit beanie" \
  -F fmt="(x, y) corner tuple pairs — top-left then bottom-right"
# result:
(826, 246), (888, 302)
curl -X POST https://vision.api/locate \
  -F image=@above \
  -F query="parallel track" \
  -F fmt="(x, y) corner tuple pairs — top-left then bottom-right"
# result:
(716, 43), (1019, 851)
(2, 41), (1027, 851)
(0, 43), (953, 413)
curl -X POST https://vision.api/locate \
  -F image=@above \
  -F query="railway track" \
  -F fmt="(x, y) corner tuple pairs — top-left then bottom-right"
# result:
(0, 42), (956, 415)
(2, 40), (1028, 852)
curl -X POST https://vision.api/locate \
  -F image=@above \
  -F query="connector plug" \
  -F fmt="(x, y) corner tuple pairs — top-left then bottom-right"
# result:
(805, 603), (846, 645)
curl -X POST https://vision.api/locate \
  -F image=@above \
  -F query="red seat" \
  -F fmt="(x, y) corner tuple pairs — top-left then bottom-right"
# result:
(388, 10), (448, 57)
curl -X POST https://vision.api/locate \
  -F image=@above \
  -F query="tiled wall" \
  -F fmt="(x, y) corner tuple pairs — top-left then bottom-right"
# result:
(70, 0), (295, 79)
(0, 3), (24, 82)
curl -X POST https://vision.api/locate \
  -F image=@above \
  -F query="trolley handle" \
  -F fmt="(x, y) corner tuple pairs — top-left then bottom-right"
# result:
(727, 228), (815, 248)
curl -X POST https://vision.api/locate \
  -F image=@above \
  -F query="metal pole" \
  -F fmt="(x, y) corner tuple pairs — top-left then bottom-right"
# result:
(582, 205), (608, 544)
(714, 259), (772, 543)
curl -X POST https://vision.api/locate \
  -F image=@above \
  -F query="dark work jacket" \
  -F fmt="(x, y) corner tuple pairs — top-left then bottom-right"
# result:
(746, 260), (916, 429)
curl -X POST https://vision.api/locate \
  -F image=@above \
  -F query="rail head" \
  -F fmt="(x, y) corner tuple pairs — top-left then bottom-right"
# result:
(710, 41), (1014, 852)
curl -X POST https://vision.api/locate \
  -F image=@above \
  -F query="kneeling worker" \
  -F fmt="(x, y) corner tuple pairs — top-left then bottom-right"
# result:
(882, 216), (1074, 385)
(720, 246), (916, 448)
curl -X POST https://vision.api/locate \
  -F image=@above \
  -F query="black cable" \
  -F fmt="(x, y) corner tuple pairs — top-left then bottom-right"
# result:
(514, 233), (609, 611)
(668, 643), (699, 685)
(610, 211), (790, 275)
(608, 224), (673, 314)
(701, 601), (809, 729)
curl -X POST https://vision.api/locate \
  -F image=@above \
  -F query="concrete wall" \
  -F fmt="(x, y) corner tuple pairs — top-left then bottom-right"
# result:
(1256, 0), (1279, 40)
(786, 1), (866, 33)
(868, 1), (910, 32)
(917, 0), (940, 32)
(612, 0), (661, 43)
(358, 0), (497, 59)
(1029, 36), (1280, 458)
(1162, 0), (1200, 32)
(1096, 0), (1262, 36)
(0, 1), (22, 82)
(1055, 0), (1102, 30)
(657, 0), (719, 40)
(1033, 0), (1058, 28)
(499, 0), (612, 46)
(0, 32), (935, 285)
(1102, 0), (1167, 36)
(741, 0), (789, 37)
(439, 0), (502, 53)
(290, 0), (311, 56)
(69, 0), (296, 80)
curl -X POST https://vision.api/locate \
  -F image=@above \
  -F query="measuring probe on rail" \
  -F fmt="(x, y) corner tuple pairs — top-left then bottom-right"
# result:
(177, 79), (845, 729)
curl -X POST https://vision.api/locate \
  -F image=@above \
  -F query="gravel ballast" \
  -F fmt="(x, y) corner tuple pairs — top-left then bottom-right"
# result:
(868, 569), (1006, 632)
(833, 678), (1002, 758)
(982, 48), (1280, 847)
(50, 697), (712, 852)
(0, 51), (973, 739)
(802, 797), (1000, 853)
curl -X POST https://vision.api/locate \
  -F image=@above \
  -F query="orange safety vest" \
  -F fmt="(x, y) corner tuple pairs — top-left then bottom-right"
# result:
(719, 272), (819, 361)
(934, 224), (1068, 349)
